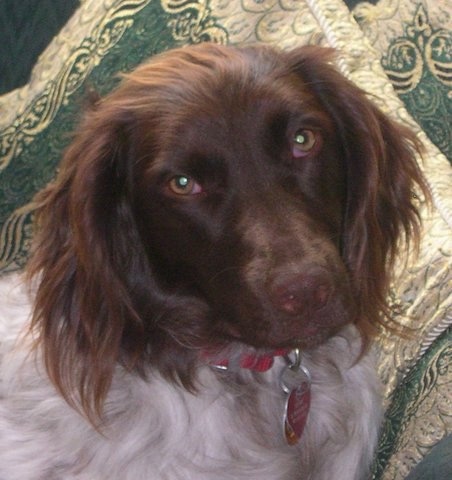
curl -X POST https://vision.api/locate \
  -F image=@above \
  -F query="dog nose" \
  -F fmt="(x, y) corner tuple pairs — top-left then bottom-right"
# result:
(269, 271), (332, 315)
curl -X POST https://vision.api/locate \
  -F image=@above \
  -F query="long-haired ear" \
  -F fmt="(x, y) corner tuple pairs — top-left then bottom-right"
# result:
(27, 94), (212, 423)
(28, 75), (210, 422)
(27, 103), (149, 420)
(288, 47), (430, 340)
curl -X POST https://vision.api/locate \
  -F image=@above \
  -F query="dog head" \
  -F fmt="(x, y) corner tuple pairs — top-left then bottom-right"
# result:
(28, 44), (428, 417)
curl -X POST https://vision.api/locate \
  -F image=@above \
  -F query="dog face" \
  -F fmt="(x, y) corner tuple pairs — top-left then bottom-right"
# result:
(130, 62), (351, 349)
(28, 44), (427, 416)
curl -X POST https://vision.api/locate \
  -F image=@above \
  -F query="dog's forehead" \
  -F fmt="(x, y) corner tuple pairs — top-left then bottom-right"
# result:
(151, 70), (325, 147)
(183, 68), (316, 119)
(130, 47), (321, 119)
(130, 47), (336, 181)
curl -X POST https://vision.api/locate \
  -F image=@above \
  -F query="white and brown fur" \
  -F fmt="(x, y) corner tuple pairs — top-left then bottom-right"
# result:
(0, 43), (427, 479)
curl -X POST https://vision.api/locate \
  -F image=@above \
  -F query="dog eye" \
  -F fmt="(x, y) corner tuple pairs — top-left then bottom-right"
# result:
(292, 129), (317, 158)
(168, 175), (203, 195)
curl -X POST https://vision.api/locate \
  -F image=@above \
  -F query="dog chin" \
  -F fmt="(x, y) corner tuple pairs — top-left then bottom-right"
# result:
(292, 328), (343, 350)
(221, 320), (346, 351)
(271, 326), (345, 350)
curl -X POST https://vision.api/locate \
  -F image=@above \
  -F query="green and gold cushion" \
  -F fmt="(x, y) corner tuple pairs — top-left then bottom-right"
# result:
(350, 0), (452, 165)
(0, 1), (450, 478)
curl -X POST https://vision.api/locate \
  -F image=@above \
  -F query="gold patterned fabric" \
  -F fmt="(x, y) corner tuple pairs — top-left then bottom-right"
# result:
(351, 0), (451, 164)
(0, 1), (451, 478)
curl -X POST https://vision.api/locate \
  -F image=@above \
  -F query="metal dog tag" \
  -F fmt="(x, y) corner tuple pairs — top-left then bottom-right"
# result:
(281, 350), (311, 446)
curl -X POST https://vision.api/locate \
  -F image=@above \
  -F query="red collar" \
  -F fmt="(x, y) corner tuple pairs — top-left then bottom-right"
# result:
(202, 348), (290, 372)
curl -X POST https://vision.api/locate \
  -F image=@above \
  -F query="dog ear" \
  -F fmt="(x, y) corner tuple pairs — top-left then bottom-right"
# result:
(27, 96), (204, 421)
(27, 102), (146, 419)
(287, 47), (430, 340)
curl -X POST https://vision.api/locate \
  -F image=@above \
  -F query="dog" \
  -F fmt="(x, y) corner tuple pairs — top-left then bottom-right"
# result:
(0, 43), (428, 479)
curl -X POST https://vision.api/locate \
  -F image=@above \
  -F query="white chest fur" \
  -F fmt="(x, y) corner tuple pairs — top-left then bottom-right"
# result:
(0, 275), (381, 480)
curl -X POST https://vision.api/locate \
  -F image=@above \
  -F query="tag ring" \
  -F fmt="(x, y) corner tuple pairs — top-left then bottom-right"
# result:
(284, 348), (302, 369)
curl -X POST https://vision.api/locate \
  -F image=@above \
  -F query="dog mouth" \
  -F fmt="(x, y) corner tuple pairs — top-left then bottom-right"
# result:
(268, 322), (346, 350)
(219, 313), (348, 351)
(210, 277), (355, 350)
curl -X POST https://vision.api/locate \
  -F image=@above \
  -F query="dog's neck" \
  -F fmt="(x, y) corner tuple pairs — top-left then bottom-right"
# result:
(202, 345), (311, 446)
